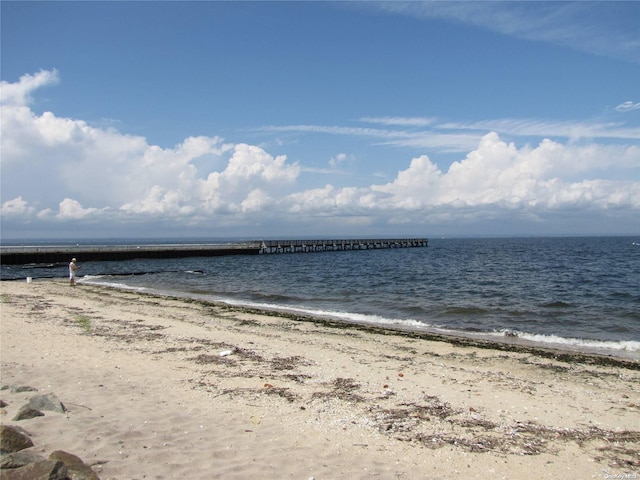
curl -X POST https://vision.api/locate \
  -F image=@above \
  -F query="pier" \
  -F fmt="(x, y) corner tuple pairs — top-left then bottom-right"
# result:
(257, 238), (428, 254)
(0, 238), (428, 265)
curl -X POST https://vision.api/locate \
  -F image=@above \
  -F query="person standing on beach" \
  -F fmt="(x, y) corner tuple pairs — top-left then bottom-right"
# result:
(69, 258), (79, 286)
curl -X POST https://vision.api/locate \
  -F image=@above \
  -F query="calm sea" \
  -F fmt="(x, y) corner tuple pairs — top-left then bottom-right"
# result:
(2, 237), (639, 358)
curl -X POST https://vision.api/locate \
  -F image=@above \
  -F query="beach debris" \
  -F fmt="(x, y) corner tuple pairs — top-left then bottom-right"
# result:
(219, 349), (234, 357)
(28, 393), (66, 414)
(250, 415), (262, 425)
(12, 405), (45, 421)
(260, 385), (298, 403)
(0, 424), (34, 454)
(312, 377), (365, 403)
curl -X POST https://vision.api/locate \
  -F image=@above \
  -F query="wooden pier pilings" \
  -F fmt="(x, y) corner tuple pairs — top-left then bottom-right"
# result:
(0, 238), (428, 265)
(257, 238), (428, 254)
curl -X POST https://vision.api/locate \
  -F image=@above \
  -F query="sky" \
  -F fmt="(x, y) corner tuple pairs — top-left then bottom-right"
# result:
(1, 1), (639, 240)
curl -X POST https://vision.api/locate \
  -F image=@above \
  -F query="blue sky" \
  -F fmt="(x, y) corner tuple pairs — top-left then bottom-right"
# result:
(1, 1), (639, 239)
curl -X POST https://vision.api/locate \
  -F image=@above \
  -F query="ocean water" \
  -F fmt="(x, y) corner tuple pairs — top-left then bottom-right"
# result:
(2, 237), (639, 358)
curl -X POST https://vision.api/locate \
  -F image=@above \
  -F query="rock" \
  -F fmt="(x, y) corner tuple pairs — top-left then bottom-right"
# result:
(29, 394), (66, 414)
(10, 385), (38, 393)
(0, 399), (8, 407)
(13, 405), (45, 421)
(49, 450), (101, 480)
(0, 424), (34, 454)
(0, 450), (46, 469)
(0, 459), (68, 480)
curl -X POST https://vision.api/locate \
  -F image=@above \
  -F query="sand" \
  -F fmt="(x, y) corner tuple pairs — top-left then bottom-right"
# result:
(1, 279), (639, 479)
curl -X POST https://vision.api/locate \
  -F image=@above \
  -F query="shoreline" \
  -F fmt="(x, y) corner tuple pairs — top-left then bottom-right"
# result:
(202, 302), (640, 369)
(2, 279), (639, 478)
(78, 278), (640, 366)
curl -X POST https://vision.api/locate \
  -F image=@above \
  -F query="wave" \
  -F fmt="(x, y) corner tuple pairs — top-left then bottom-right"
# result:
(486, 330), (640, 354)
(79, 275), (149, 292)
(199, 297), (640, 356)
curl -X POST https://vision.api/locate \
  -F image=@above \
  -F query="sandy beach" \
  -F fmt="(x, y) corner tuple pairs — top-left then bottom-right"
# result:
(1, 279), (639, 479)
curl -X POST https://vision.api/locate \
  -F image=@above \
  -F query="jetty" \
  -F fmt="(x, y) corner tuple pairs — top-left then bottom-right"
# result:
(0, 238), (428, 265)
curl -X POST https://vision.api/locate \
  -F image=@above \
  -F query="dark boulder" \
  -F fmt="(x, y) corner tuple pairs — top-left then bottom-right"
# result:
(13, 405), (45, 421)
(49, 450), (101, 480)
(0, 450), (46, 469)
(0, 425), (34, 454)
(0, 459), (68, 480)
(28, 394), (66, 414)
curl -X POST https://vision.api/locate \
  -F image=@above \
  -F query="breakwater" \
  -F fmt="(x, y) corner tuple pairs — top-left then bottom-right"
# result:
(0, 238), (428, 265)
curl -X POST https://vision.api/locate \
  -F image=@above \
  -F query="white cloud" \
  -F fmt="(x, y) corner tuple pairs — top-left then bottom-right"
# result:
(261, 123), (482, 153)
(1, 70), (639, 236)
(438, 118), (640, 142)
(371, 132), (640, 212)
(360, 116), (435, 127)
(241, 189), (271, 213)
(616, 101), (640, 112)
(0, 69), (59, 106)
(277, 132), (639, 228)
(358, 2), (640, 64)
(262, 116), (640, 155)
(56, 198), (99, 220)
(329, 152), (350, 169)
(1, 196), (35, 217)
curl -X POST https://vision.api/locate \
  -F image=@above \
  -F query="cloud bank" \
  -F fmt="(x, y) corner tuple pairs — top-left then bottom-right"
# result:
(1, 70), (639, 238)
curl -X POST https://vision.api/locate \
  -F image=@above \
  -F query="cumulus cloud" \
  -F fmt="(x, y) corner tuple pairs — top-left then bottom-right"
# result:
(373, 132), (640, 212)
(1, 71), (301, 227)
(278, 131), (639, 229)
(1, 70), (639, 236)
(1, 196), (35, 217)
(56, 198), (100, 220)
(0, 69), (59, 106)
